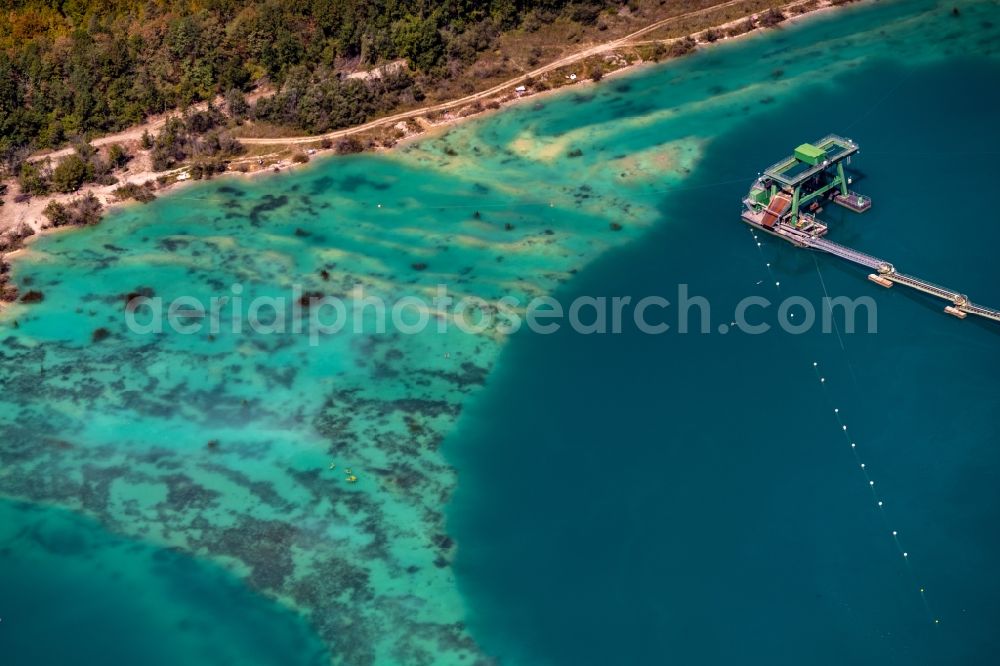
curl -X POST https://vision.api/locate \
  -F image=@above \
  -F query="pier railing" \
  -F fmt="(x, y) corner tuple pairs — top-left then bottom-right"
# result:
(885, 273), (966, 305)
(773, 224), (1000, 323)
(803, 236), (885, 270)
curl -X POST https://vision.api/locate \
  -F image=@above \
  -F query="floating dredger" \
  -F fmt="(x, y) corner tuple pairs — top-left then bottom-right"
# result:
(741, 135), (1000, 323)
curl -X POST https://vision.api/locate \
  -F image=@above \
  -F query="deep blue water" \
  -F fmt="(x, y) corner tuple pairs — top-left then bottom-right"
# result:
(0, 499), (328, 666)
(446, 41), (1000, 666)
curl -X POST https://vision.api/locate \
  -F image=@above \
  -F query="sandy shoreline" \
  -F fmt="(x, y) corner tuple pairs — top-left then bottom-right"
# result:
(0, 0), (845, 304)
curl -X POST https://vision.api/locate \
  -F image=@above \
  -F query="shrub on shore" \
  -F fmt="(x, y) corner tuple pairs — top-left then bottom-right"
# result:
(668, 37), (697, 58)
(759, 9), (786, 28)
(107, 144), (131, 170)
(189, 160), (229, 180)
(648, 42), (667, 62)
(727, 19), (755, 38)
(113, 182), (157, 203)
(336, 137), (365, 155)
(0, 222), (34, 252)
(42, 193), (103, 228)
(51, 154), (90, 193)
(17, 161), (51, 196)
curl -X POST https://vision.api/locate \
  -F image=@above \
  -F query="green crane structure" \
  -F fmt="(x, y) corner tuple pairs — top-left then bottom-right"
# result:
(756, 134), (869, 222)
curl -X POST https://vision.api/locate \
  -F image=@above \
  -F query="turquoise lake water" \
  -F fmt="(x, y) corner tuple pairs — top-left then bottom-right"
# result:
(1, 0), (998, 663)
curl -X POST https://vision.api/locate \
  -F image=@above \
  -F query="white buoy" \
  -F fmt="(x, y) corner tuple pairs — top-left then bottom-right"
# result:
(775, 281), (780, 287)
(903, 552), (909, 558)
(813, 362), (818, 367)
(860, 463), (865, 468)
(893, 531), (898, 536)
(851, 443), (856, 448)
(842, 425), (847, 431)
(820, 377), (826, 383)
(834, 408), (839, 413)
(869, 480), (875, 486)
(878, 501), (883, 507)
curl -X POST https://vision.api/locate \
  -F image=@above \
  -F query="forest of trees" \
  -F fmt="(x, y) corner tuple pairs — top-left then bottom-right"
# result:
(0, 0), (622, 163)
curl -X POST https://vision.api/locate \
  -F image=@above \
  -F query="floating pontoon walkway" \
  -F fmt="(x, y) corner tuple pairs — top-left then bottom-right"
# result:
(776, 226), (1000, 323)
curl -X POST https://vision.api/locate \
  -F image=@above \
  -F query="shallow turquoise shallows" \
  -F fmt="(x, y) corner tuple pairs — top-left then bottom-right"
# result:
(1, 1), (999, 664)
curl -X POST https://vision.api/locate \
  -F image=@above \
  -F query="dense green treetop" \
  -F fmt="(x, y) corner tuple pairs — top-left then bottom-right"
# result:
(0, 0), (615, 159)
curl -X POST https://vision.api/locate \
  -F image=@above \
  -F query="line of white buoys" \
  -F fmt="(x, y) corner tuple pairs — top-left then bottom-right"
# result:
(749, 227), (781, 297)
(750, 233), (939, 625)
(813, 360), (940, 625)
